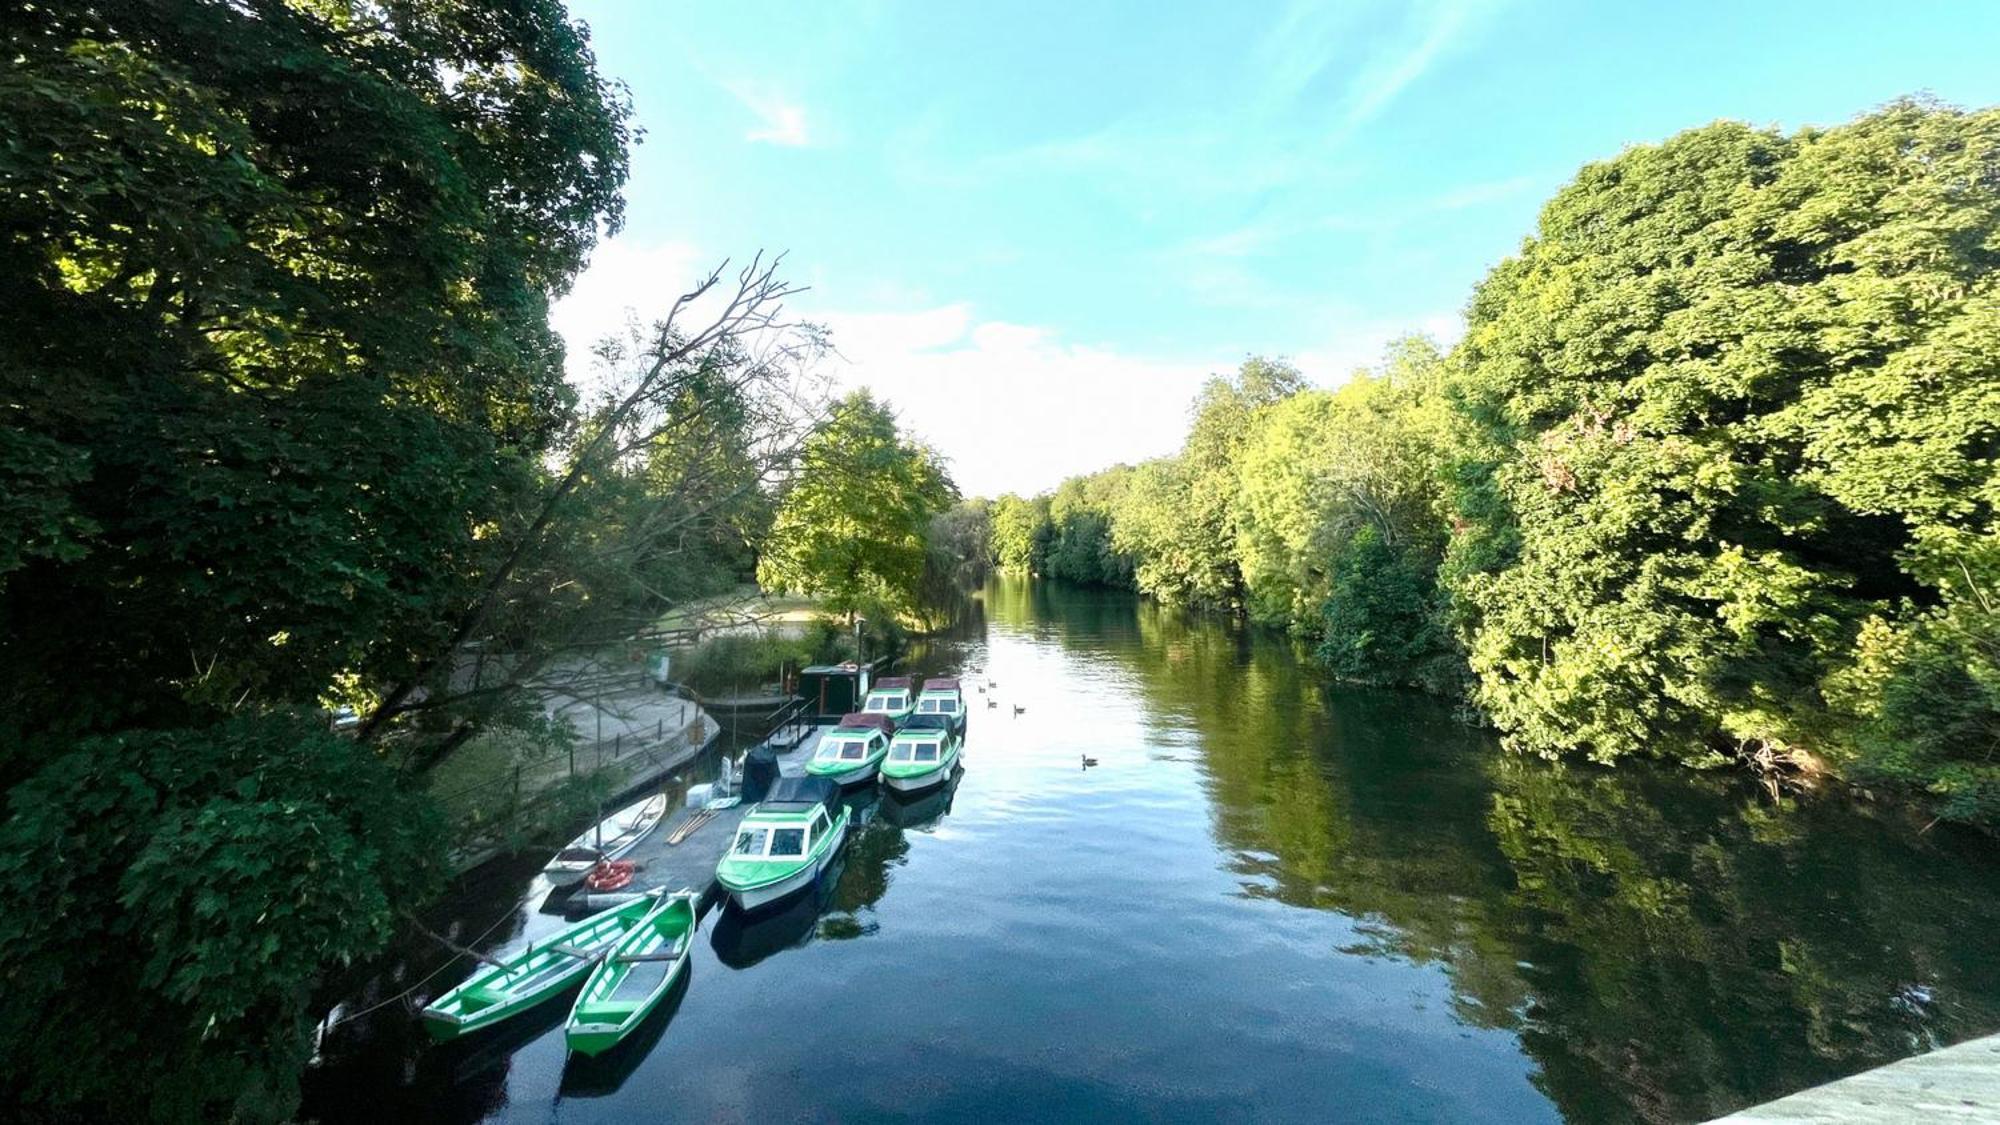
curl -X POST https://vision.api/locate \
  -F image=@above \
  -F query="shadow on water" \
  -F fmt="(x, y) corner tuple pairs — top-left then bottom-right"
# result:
(557, 967), (694, 1099)
(878, 766), (963, 830)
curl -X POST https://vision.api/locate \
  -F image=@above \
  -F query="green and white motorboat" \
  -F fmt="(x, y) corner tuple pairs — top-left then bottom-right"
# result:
(913, 676), (967, 736)
(420, 889), (665, 1041)
(805, 712), (895, 786)
(715, 776), (850, 912)
(859, 675), (916, 725)
(878, 714), (962, 793)
(564, 889), (700, 1056)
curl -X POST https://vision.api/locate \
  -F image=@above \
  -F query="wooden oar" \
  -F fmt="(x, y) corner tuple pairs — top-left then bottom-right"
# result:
(667, 806), (718, 845)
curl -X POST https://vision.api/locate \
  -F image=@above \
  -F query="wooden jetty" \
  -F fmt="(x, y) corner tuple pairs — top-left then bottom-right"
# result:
(552, 726), (825, 919)
(1707, 1031), (2000, 1123)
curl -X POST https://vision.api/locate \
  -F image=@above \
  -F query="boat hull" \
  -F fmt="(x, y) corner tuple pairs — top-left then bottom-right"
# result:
(808, 759), (879, 787)
(882, 765), (951, 792)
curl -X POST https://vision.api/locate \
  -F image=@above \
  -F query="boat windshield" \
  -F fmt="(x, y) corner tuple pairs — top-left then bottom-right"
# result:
(863, 692), (907, 712)
(818, 739), (867, 761)
(888, 742), (915, 762)
(768, 827), (807, 857)
(918, 697), (959, 714)
(731, 828), (770, 856)
(913, 742), (940, 762)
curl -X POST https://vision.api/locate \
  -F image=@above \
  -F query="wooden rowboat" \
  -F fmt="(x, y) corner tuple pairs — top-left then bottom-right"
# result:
(564, 890), (700, 1056)
(419, 890), (663, 1041)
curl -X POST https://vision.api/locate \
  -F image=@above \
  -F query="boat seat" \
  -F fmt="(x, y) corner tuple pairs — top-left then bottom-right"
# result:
(460, 983), (510, 1010)
(614, 937), (689, 964)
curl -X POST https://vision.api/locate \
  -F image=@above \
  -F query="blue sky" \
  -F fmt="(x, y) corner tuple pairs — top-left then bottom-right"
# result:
(553, 0), (2000, 497)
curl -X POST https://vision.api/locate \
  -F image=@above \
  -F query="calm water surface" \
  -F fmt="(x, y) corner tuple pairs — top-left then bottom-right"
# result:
(304, 580), (2000, 1123)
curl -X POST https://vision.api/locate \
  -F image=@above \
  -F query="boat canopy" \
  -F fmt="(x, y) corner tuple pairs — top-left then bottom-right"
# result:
(831, 712), (897, 737)
(900, 713), (953, 734)
(758, 775), (840, 814)
(872, 675), (914, 692)
(920, 677), (961, 693)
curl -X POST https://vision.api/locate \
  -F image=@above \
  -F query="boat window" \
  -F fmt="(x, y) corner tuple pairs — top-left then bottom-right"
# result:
(731, 828), (770, 856)
(839, 740), (868, 761)
(889, 742), (914, 761)
(920, 696), (960, 714)
(913, 742), (940, 762)
(768, 827), (806, 857)
(818, 739), (862, 761)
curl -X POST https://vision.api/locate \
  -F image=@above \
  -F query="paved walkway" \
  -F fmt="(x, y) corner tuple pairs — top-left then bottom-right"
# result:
(1708, 1032), (2000, 1123)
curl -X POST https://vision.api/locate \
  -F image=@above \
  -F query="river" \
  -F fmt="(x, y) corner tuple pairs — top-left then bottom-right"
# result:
(303, 579), (2000, 1123)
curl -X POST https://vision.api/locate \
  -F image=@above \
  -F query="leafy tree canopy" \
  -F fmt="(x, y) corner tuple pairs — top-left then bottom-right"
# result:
(757, 391), (957, 620)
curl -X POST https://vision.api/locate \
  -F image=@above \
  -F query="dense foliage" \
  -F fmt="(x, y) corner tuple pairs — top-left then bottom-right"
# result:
(757, 390), (959, 622)
(984, 100), (2000, 826)
(1447, 100), (2000, 817)
(0, 714), (440, 1121)
(1, 0), (631, 750)
(0, 2), (633, 1118)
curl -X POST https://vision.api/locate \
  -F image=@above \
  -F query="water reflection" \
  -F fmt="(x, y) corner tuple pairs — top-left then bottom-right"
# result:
(981, 581), (2000, 1123)
(879, 768), (964, 830)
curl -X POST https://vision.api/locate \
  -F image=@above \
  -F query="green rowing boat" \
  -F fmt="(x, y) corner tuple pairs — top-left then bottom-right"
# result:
(564, 890), (700, 1056)
(419, 890), (662, 1041)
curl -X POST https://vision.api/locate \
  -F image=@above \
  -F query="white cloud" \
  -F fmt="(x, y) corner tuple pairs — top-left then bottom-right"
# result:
(1292, 310), (1464, 387)
(816, 306), (1225, 498)
(727, 82), (811, 146)
(550, 238), (708, 392)
(554, 242), (1466, 500)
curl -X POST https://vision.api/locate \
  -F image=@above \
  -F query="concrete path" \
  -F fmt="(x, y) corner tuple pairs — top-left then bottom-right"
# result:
(1708, 1033), (2000, 1123)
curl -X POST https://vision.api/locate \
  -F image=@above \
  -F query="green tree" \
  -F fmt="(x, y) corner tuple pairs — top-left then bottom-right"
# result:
(1446, 100), (2000, 819)
(0, 714), (440, 1121)
(1114, 357), (1304, 608)
(990, 493), (1051, 574)
(0, 0), (631, 751)
(0, 3), (637, 1118)
(758, 391), (957, 620)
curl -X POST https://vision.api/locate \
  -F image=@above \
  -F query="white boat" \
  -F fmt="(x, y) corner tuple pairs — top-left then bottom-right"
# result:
(716, 777), (852, 911)
(543, 792), (669, 887)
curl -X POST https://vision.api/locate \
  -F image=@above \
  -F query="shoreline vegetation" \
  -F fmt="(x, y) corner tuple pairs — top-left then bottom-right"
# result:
(977, 100), (2000, 835)
(0, 1), (1993, 1120)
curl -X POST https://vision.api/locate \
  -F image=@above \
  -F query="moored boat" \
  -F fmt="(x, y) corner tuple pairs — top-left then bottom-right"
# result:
(543, 793), (668, 887)
(715, 776), (851, 912)
(420, 890), (664, 1041)
(914, 676), (967, 735)
(804, 712), (894, 786)
(859, 675), (916, 725)
(564, 890), (700, 1056)
(878, 714), (962, 793)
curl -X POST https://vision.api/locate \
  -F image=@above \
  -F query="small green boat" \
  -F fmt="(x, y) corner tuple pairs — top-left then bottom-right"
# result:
(716, 776), (851, 911)
(564, 890), (700, 1056)
(420, 890), (663, 1041)
(859, 675), (916, 725)
(805, 712), (896, 786)
(879, 714), (962, 793)
(914, 676), (967, 736)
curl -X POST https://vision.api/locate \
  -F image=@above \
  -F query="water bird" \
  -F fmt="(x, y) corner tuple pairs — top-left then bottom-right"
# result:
(986, 698), (997, 709)
(1012, 704), (1025, 716)
(1081, 754), (1098, 769)
(976, 685), (985, 693)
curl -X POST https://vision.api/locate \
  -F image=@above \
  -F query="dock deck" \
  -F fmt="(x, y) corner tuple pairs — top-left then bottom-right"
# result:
(555, 726), (826, 919)
(1708, 1032), (2000, 1123)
